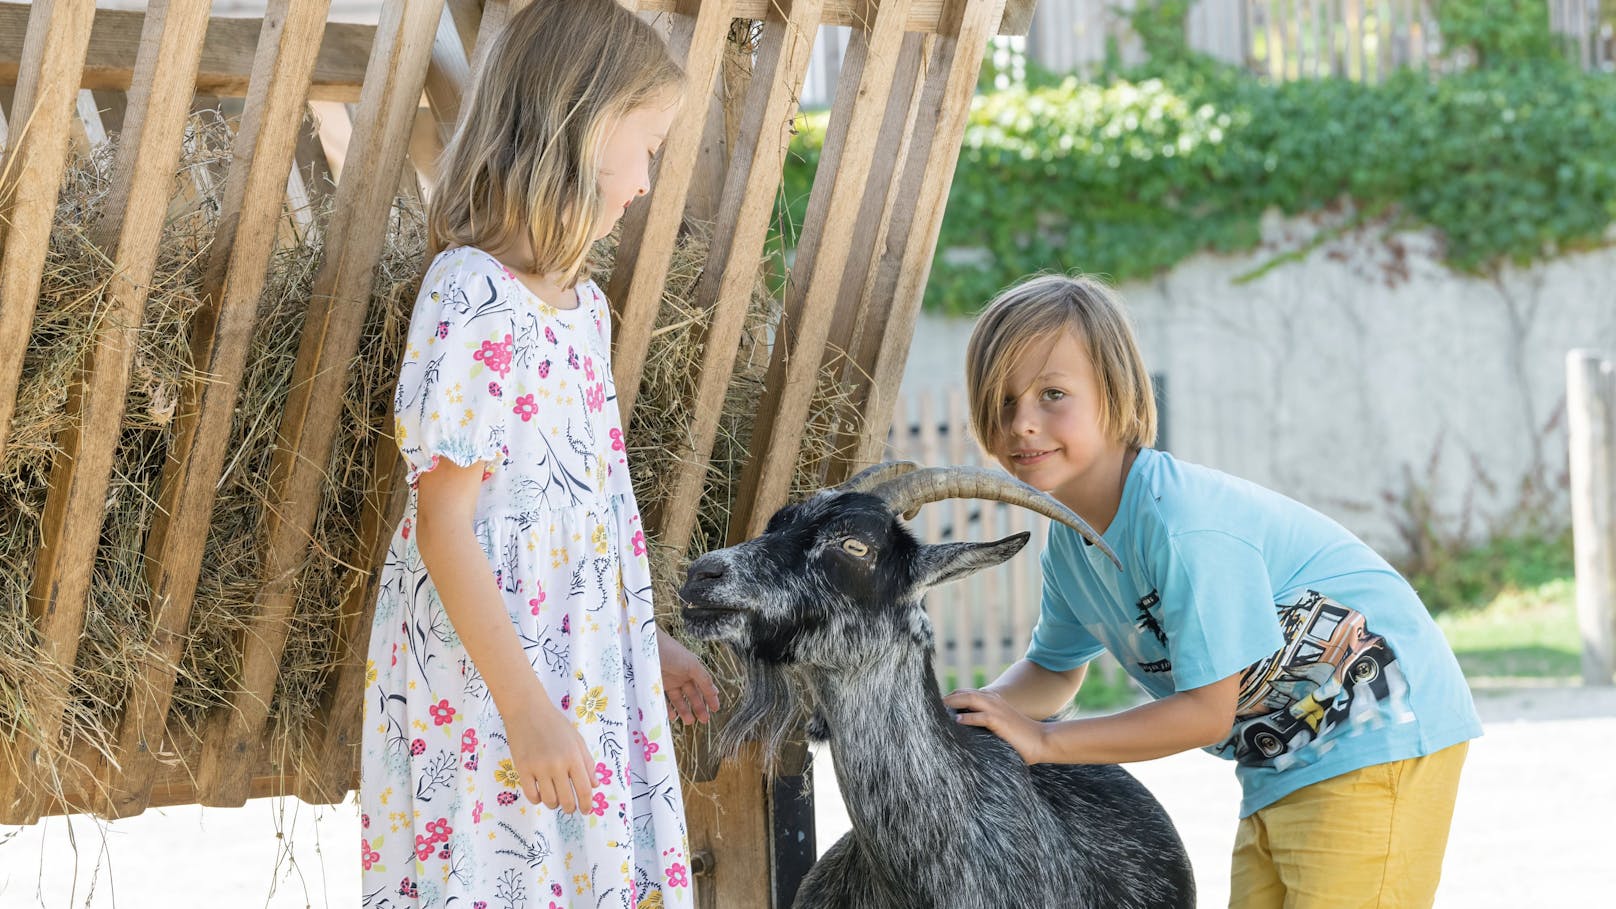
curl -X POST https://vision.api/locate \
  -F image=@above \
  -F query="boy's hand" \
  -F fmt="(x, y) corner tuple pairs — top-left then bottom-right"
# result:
(503, 697), (596, 812)
(943, 688), (1050, 764)
(658, 629), (721, 724)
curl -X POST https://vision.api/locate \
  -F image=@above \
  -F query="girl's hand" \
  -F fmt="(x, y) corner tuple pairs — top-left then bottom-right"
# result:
(658, 630), (721, 724)
(943, 688), (1050, 764)
(502, 696), (596, 812)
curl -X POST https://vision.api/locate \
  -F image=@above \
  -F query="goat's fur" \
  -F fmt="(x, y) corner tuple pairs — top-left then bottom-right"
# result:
(680, 490), (1196, 909)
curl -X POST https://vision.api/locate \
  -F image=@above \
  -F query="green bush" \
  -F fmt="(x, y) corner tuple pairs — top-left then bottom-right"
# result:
(779, 16), (1616, 313)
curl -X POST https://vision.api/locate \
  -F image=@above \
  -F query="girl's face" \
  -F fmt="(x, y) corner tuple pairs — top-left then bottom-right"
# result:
(991, 330), (1121, 500)
(594, 89), (681, 240)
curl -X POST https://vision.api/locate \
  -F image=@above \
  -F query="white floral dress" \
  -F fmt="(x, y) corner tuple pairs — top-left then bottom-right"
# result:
(360, 247), (692, 909)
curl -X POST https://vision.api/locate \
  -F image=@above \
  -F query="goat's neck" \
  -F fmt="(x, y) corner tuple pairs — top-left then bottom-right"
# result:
(809, 645), (985, 896)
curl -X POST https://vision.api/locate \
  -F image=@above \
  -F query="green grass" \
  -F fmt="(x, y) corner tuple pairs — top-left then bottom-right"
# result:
(1436, 575), (1580, 681)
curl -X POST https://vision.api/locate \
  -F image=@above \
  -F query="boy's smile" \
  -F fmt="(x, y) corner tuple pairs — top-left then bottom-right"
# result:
(995, 330), (1130, 528)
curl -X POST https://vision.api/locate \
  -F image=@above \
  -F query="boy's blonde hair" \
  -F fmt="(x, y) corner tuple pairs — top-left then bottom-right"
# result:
(965, 273), (1158, 453)
(428, 0), (683, 285)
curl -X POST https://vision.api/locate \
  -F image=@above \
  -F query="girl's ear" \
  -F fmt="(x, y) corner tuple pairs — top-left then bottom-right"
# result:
(912, 534), (1030, 591)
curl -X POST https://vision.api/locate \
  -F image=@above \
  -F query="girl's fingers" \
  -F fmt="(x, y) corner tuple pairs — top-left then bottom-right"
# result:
(535, 776), (559, 810)
(695, 671), (721, 712)
(568, 763), (595, 812)
(668, 690), (695, 724)
(689, 680), (718, 720)
(573, 738), (597, 793)
(556, 777), (580, 814)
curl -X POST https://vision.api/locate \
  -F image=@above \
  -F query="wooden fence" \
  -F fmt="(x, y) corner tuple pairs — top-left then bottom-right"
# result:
(1567, 350), (1616, 686)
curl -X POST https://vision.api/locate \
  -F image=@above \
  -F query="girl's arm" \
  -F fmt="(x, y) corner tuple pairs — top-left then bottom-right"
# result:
(946, 671), (1240, 764)
(415, 460), (595, 811)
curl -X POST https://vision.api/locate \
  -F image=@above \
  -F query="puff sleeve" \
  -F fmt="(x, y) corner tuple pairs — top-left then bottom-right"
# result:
(392, 251), (514, 486)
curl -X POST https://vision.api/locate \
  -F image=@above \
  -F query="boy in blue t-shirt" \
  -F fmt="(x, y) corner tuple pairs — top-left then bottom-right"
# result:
(943, 274), (1481, 909)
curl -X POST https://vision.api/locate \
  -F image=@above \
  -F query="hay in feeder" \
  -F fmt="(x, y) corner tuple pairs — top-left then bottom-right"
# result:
(1, 105), (861, 811)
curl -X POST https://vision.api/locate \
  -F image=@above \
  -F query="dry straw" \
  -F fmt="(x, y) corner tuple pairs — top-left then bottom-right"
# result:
(0, 106), (860, 814)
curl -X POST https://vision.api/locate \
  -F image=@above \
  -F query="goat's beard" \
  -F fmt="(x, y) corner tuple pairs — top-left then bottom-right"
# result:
(720, 652), (818, 775)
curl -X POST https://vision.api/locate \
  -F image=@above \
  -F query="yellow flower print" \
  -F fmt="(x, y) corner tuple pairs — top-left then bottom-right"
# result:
(575, 686), (607, 723)
(393, 418), (409, 443)
(460, 407), (475, 427)
(592, 524), (609, 555)
(638, 892), (665, 909)
(447, 383), (463, 404)
(495, 758), (522, 789)
(380, 787), (392, 805)
(365, 659), (377, 687)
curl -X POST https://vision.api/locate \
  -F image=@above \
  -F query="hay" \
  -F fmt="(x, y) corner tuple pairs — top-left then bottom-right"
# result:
(0, 106), (859, 811)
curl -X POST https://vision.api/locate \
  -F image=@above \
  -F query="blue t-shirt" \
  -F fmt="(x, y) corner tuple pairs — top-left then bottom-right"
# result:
(1028, 448), (1482, 816)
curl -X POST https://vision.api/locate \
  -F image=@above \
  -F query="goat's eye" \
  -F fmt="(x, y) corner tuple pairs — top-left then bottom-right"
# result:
(840, 539), (869, 558)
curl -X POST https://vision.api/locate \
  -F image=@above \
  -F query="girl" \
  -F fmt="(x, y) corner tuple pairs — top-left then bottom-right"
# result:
(359, 2), (718, 906)
(943, 274), (1482, 909)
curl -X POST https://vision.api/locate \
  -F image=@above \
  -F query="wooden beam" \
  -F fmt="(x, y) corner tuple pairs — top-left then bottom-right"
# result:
(195, 0), (447, 808)
(97, 0), (333, 821)
(847, 0), (1008, 471)
(0, 0), (214, 827)
(0, 0), (96, 480)
(685, 746), (772, 909)
(635, 0), (1036, 34)
(650, 0), (824, 560)
(1568, 350), (1616, 686)
(606, 0), (737, 424)
(0, 3), (372, 102)
(729, 0), (915, 543)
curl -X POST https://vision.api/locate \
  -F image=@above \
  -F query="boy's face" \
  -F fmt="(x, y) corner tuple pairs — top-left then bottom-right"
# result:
(991, 331), (1119, 501)
(594, 88), (680, 240)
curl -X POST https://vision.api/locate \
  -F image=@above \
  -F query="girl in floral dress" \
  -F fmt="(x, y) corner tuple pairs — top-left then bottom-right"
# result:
(359, 2), (718, 906)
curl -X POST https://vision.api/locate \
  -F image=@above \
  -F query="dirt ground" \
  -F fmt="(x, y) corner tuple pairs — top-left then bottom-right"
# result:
(1, 683), (1610, 907)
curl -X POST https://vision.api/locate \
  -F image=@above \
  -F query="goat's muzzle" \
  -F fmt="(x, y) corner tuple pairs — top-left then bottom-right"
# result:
(678, 552), (750, 641)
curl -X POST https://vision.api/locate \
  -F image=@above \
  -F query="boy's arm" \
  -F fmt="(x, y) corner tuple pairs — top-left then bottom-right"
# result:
(973, 658), (1089, 720)
(947, 671), (1240, 765)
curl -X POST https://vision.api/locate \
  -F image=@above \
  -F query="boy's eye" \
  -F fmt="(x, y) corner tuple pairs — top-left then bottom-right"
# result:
(1041, 388), (1066, 402)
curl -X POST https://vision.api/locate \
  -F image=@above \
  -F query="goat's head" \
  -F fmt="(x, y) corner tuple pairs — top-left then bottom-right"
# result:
(678, 463), (1118, 671)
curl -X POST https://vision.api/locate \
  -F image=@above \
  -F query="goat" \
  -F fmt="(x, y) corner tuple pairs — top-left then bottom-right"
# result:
(678, 463), (1196, 909)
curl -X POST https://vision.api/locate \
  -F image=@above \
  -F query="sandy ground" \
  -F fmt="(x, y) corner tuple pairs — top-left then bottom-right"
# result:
(2, 684), (1611, 907)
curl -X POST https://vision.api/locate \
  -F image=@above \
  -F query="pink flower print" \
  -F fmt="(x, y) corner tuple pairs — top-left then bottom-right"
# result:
(634, 729), (660, 761)
(401, 517), (411, 539)
(544, 326), (557, 344)
(414, 835), (434, 861)
(666, 862), (690, 888)
(488, 380), (502, 399)
(361, 838), (380, 871)
(513, 393), (538, 422)
(426, 818), (453, 843)
(496, 791), (518, 806)
(538, 358), (551, 378)
(390, 642), (397, 667)
(436, 320), (450, 339)
(473, 800), (484, 824)
(588, 791), (608, 816)
(594, 761), (613, 786)
(529, 587), (546, 615)
(584, 357), (595, 381)
(632, 529), (647, 557)
(474, 334), (514, 378)
(409, 738), (426, 756)
(567, 346), (579, 369)
(585, 383), (605, 413)
(609, 428), (625, 452)
(429, 699), (455, 726)
(461, 728), (478, 753)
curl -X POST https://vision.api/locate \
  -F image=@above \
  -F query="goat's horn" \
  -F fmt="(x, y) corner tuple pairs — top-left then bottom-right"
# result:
(837, 460), (920, 493)
(871, 466), (1122, 569)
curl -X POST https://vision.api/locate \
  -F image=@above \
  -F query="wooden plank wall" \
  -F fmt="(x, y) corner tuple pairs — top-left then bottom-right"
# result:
(0, 0), (1031, 902)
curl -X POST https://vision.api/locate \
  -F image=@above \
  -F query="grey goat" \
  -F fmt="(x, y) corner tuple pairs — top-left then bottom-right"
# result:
(678, 463), (1196, 909)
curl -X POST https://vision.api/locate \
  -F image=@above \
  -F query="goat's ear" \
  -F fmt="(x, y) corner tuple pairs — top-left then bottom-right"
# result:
(913, 533), (1030, 590)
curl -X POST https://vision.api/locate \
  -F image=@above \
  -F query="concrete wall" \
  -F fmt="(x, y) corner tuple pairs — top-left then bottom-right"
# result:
(898, 212), (1616, 557)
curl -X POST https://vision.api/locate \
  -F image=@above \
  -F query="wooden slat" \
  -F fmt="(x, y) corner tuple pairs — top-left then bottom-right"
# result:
(422, 1), (474, 144)
(0, 3), (372, 102)
(0, 0), (95, 474)
(647, 0), (824, 560)
(194, 0), (447, 808)
(606, 0), (737, 424)
(729, 0), (915, 543)
(95, 0), (333, 820)
(635, 0), (1036, 34)
(845, 0), (1009, 472)
(685, 746), (771, 908)
(0, 0), (213, 827)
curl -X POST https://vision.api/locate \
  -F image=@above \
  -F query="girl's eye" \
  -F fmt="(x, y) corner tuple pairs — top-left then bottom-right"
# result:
(840, 539), (869, 557)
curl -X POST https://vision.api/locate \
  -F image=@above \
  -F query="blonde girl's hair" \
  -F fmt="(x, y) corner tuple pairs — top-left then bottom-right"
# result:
(428, 0), (684, 285)
(965, 273), (1158, 453)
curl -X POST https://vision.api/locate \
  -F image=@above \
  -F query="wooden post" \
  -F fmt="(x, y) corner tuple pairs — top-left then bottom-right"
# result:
(1567, 349), (1616, 686)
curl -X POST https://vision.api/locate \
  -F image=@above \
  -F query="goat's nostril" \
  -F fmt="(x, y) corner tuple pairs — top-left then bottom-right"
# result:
(688, 560), (726, 585)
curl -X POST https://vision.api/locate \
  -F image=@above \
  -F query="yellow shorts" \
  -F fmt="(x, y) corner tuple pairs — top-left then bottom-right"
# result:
(1229, 742), (1469, 909)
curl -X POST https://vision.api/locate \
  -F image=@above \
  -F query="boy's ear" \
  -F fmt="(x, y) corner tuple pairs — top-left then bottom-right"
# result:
(912, 533), (1030, 591)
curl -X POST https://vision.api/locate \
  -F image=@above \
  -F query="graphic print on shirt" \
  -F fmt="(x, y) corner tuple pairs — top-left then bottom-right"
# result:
(1133, 590), (1172, 673)
(1221, 590), (1408, 771)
